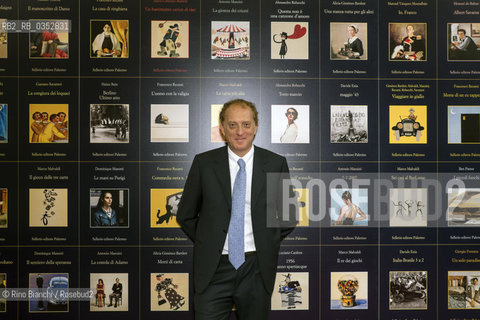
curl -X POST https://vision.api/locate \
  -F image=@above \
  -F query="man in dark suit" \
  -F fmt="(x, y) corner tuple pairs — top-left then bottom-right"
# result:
(108, 278), (122, 308)
(451, 28), (479, 60)
(177, 99), (296, 319)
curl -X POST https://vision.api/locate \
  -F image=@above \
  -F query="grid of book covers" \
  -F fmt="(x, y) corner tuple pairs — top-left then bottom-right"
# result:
(0, 0), (480, 319)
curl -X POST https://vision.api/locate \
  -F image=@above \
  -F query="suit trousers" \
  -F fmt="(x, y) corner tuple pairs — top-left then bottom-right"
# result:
(194, 254), (270, 320)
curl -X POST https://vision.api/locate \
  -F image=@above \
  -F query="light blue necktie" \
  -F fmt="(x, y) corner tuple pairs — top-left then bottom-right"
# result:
(228, 158), (246, 269)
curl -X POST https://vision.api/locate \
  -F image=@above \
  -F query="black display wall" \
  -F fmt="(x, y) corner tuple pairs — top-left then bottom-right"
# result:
(0, 1), (479, 319)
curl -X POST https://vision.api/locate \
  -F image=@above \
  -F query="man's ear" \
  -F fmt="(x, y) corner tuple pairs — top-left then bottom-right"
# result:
(219, 123), (225, 139)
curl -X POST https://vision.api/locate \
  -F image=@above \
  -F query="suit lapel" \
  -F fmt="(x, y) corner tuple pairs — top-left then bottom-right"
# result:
(251, 147), (266, 211)
(213, 146), (232, 211)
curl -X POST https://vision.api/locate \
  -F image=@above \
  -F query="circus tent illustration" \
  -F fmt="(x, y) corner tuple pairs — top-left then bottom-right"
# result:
(211, 22), (249, 59)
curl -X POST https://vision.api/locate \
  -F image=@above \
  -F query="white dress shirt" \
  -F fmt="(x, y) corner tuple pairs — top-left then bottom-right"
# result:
(222, 145), (256, 254)
(457, 36), (472, 51)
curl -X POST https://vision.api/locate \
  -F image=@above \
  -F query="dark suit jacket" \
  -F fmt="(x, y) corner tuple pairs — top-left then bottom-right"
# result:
(401, 35), (425, 57)
(111, 283), (122, 295)
(177, 145), (296, 294)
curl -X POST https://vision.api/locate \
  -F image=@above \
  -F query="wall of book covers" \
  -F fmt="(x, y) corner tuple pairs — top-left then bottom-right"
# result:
(0, 0), (480, 319)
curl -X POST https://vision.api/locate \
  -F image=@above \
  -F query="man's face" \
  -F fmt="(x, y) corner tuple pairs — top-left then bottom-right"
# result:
(41, 113), (48, 121)
(406, 25), (414, 35)
(458, 31), (466, 40)
(59, 113), (65, 122)
(115, 278), (119, 284)
(220, 104), (257, 157)
(52, 115), (59, 123)
(34, 112), (41, 120)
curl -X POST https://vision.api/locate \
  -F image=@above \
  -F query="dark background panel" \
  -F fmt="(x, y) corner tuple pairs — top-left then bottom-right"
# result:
(19, 78), (78, 161)
(321, 245), (378, 319)
(270, 245), (319, 318)
(201, 0), (260, 77)
(0, 1), (18, 76)
(320, 168), (378, 245)
(140, 247), (193, 319)
(140, 0), (201, 77)
(379, 79), (437, 162)
(378, 0), (436, 78)
(320, 0), (379, 79)
(0, 247), (18, 320)
(379, 245), (437, 320)
(140, 162), (191, 246)
(260, 78), (319, 162)
(438, 164), (480, 240)
(79, 247), (138, 319)
(80, 0), (139, 76)
(438, 79), (480, 161)
(438, 245), (480, 319)
(140, 77), (200, 162)
(377, 169), (438, 243)
(438, 1), (480, 79)
(321, 79), (379, 162)
(321, 161), (379, 174)
(79, 77), (139, 161)
(19, 162), (78, 246)
(4, 0), (480, 318)
(18, 0), (78, 76)
(282, 161), (322, 244)
(261, 0), (319, 78)
(0, 79), (18, 161)
(79, 162), (139, 245)
(18, 247), (79, 320)
(0, 163), (17, 245)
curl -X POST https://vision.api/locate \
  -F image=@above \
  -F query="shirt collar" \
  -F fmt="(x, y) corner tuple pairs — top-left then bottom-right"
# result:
(102, 207), (112, 214)
(227, 145), (254, 164)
